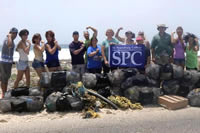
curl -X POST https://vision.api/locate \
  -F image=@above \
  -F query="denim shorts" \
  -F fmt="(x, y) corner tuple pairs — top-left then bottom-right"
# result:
(173, 58), (185, 65)
(17, 60), (29, 70)
(32, 59), (44, 69)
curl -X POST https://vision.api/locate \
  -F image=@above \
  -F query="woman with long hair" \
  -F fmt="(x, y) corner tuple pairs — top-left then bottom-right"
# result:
(184, 33), (199, 70)
(171, 26), (186, 69)
(87, 37), (102, 73)
(14, 29), (31, 88)
(32, 33), (45, 84)
(45, 30), (61, 71)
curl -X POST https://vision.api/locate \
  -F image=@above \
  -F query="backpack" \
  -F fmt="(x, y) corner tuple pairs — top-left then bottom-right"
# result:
(138, 87), (154, 105)
(131, 74), (148, 86)
(160, 64), (173, 80)
(20, 96), (44, 112)
(56, 94), (71, 111)
(162, 80), (180, 95)
(66, 95), (83, 111)
(95, 74), (110, 89)
(10, 98), (28, 112)
(45, 92), (62, 112)
(11, 87), (29, 97)
(51, 71), (67, 90)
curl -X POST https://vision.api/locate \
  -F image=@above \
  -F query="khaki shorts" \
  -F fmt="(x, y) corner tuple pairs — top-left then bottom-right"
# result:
(0, 62), (12, 84)
(72, 64), (85, 74)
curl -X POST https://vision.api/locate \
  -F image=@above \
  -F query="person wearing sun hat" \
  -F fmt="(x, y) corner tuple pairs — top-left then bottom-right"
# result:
(136, 35), (151, 73)
(0, 27), (18, 98)
(115, 27), (135, 44)
(151, 24), (173, 65)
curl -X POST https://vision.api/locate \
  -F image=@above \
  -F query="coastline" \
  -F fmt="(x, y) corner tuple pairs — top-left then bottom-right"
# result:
(0, 59), (72, 93)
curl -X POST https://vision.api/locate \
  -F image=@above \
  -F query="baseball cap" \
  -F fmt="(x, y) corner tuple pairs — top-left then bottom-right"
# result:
(10, 27), (18, 33)
(136, 36), (143, 41)
(73, 31), (79, 35)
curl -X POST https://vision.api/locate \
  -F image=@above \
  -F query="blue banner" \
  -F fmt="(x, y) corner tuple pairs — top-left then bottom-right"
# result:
(109, 44), (145, 68)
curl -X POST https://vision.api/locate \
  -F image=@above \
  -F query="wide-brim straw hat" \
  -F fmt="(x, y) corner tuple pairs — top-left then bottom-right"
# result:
(157, 24), (168, 30)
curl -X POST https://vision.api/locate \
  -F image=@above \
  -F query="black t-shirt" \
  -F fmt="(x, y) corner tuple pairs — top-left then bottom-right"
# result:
(136, 44), (150, 72)
(69, 41), (86, 65)
(137, 44), (150, 65)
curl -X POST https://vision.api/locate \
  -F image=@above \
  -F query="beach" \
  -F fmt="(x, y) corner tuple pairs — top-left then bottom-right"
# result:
(0, 46), (200, 133)
(1, 106), (200, 133)
(0, 59), (72, 90)
(0, 58), (200, 133)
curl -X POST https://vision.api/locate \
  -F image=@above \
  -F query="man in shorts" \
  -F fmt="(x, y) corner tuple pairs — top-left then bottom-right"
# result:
(0, 27), (18, 98)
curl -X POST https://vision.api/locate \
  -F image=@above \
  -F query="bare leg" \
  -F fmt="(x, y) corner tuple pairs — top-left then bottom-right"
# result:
(14, 70), (24, 88)
(49, 67), (57, 72)
(35, 68), (44, 86)
(1, 82), (8, 98)
(57, 66), (62, 71)
(25, 67), (30, 88)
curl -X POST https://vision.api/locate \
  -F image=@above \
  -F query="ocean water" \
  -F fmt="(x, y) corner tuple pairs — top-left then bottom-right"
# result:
(1, 44), (200, 62)
(0, 44), (71, 61)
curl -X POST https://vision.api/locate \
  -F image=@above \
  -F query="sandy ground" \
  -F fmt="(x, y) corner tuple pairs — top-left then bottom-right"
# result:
(0, 106), (200, 133)
(0, 60), (72, 91)
(0, 60), (200, 133)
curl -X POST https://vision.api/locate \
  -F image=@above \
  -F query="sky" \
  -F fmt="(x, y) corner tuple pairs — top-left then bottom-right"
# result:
(0, 0), (200, 45)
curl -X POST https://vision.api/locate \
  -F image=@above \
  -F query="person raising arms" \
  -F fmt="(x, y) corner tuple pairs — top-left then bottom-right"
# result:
(14, 29), (31, 88)
(32, 33), (45, 84)
(101, 29), (119, 74)
(115, 27), (135, 44)
(184, 33), (199, 70)
(171, 26), (185, 69)
(0, 28), (18, 98)
(45, 30), (61, 72)
(83, 26), (98, 65)
(87, 36), (102, 74)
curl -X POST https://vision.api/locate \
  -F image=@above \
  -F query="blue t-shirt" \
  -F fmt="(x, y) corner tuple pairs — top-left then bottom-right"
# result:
(87, 45), (102, 69)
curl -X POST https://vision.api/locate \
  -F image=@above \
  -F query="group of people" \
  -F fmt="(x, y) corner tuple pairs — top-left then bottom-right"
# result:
(0, 24), (199, 98)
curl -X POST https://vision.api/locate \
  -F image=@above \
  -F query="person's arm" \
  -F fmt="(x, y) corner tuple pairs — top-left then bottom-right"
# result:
(171, 32), (176, 44)
(55, 41), (61, 51)
(21, 40), (31, 55)
(194, 38), (199, 52)
(34, 41), (45, 52)
(145, 41), (151, 49)
(71, 43), (85, 55)
(147, 48), (151, 65)
(16, 41), (20, 52)
(151, 37), (156, 62)
(101, 44), (108, 65)
(46, 42), (57, 55)
(7, 34), (12, 48)
(88, 48), (99, 57)
(115, 27), (125, 43)
(86, 26), (98, 37)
